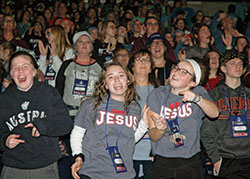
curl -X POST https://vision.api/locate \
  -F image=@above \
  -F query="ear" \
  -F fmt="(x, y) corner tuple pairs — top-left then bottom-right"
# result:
(220, 65), (226, 74)
(33, 69), (37, 77)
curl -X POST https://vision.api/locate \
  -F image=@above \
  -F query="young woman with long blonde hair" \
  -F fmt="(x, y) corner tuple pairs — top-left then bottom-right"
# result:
(38, 25), (74, 87)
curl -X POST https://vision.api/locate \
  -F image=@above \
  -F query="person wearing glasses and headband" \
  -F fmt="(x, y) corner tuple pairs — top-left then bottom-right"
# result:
(146, 59), (219, 179)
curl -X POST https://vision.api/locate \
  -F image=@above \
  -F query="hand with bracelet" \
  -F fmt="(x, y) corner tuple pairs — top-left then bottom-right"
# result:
(178, 90), (202, 104)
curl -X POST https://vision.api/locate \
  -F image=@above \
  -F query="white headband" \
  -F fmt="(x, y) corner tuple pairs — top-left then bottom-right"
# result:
(185, 59), (201, 86)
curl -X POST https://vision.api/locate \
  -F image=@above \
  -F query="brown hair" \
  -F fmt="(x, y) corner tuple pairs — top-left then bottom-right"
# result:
(91, 62), (139, 115)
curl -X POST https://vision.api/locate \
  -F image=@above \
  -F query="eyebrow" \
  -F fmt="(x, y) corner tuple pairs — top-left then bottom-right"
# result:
(106, 71), (125, 77)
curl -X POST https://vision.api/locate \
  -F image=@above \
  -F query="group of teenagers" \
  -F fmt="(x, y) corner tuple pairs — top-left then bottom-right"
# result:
(0, 26), (249, 179)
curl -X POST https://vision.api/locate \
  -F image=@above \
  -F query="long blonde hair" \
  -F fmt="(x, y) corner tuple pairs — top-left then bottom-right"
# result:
(49, 25), (71, 61)
(92, 62), (139, 114)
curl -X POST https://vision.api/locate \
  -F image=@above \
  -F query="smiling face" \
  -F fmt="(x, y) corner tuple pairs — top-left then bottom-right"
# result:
(105, 65), (128, 101)
(10, 55), (37, 92)
(45, 28), (55, 44)
(105, 21), (116, 37)
(169, 61), (195, 92)
(149, 39), (166, 59)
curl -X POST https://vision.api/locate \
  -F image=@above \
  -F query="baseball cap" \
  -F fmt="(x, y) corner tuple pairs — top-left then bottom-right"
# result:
(147, 33), (167, 47)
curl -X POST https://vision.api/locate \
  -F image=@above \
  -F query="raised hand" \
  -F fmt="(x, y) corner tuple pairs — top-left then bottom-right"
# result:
(38, 40), (48, 56)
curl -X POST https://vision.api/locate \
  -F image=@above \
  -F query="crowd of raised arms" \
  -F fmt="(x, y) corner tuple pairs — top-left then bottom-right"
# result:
(0, 0), (250, 179)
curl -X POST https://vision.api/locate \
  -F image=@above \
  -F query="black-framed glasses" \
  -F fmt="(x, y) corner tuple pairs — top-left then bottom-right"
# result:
(172, 65), (193, 76)
(135, 57), (151, 63)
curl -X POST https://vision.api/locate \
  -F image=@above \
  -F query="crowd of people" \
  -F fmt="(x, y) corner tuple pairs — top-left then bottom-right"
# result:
(0, 0), (250, 179)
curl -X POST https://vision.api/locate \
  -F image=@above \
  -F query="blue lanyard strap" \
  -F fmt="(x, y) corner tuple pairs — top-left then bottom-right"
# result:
(162, 88), (183, 126)
(105, 95), (126, 148)
(74, 58), (91, 82)
(222, 87), (247, 115)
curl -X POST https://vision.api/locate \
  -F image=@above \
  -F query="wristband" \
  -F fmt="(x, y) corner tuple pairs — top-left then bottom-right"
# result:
(226, 46), (232, 50)
(73, 153), (85, 162)
(196, 95), (203, 105)
(192, 95), (197, 102)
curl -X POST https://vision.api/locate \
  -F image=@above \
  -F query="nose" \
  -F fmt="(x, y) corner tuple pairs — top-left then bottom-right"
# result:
(114, 76), (120, 82)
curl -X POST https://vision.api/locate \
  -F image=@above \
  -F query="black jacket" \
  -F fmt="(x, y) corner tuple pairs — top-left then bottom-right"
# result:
(0, 80), (73, 169)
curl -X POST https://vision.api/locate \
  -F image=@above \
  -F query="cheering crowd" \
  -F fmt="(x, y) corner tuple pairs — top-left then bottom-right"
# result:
(0, 0), (250, 179)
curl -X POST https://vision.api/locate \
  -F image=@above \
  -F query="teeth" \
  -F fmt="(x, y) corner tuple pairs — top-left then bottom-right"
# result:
(18, 76), (26, 82)
(114, 84), (122, 88)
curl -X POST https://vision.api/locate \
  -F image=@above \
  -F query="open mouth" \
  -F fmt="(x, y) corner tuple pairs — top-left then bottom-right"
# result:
(18, 75), (27, 83)
(114, 84), (123, 90)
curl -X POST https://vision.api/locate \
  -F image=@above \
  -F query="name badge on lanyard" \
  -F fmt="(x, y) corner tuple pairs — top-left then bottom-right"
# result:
(72, 79), (88, 96)
(45, 64), (56, 81)
(222, 87), (249, 138)
(72, 59), (91, 96)
(105, 95), (127, 173)
(230, 114), (249, 137)
(163, 88), (185, 148)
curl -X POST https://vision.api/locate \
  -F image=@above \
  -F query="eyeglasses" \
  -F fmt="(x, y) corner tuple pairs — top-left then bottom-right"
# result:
(172, 65), (193, 76)
(4, 19), (14, 23)
(117, 53), (129, 58)
(134, 22), (143, 26)
(151, 41), (164, 47)
(146, 22), (159, 26)
(135, 57), (151, 63)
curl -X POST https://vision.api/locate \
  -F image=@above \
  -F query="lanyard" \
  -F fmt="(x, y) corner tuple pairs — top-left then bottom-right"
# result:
(105, 95), (126, 148)
(74, 58), (91, 83)
(162, 88), (183, 126)
(222, 87), (247, 115)
(163, 66), (166, 82)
